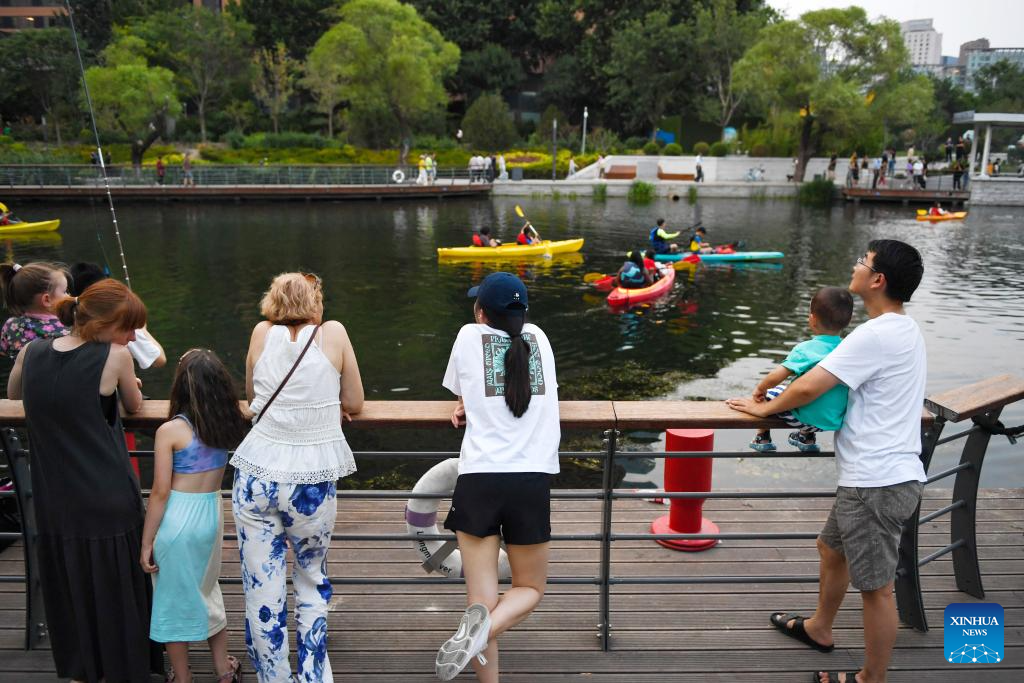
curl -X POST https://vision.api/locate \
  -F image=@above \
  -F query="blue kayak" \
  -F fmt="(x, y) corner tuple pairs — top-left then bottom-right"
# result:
(654, 251), (785, 263)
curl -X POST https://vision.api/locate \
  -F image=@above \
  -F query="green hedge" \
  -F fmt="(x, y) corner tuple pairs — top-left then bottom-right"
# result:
(709, 142), (728, 157)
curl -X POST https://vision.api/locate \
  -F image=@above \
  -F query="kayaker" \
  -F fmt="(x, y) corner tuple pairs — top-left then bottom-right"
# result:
(0, 210), (20, 225)
(649, 218), (680, 254)
(472, 226), (501, 247)
(928, 202), (947, 217)
(641, 250), (662, 281)
(688, 227), (714, 254)
(516, 224), (540, 245)
(613, 251), (652, 290)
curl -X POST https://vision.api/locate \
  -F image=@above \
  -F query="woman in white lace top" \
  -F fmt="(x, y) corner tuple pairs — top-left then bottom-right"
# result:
(231, 272), (363, 682)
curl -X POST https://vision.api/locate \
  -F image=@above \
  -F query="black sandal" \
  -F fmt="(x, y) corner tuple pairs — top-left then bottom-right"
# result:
(812, 672), (860, 682)
(770, 612), (835, 653)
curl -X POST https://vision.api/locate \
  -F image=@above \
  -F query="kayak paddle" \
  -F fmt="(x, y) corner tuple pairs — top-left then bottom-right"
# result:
(583, 272), (608, 283)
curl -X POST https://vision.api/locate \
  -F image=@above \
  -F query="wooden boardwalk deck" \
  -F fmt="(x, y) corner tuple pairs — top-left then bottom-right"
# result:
(0, 489), (1020, 681)
(842, 187), (970, 206)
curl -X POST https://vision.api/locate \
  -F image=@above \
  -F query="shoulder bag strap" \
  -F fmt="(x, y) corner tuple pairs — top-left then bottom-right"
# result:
(256, 324), (322, 424)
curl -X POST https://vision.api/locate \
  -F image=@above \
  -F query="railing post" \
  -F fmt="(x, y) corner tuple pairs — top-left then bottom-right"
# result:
(951, 409), (1001, 599)
(598, 428), (617, 652)
(896, 416), (945, 631)
(1, 429), (47, 649)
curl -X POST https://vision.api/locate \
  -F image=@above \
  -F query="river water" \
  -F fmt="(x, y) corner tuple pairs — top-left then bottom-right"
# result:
(5, 196), (1023, 489)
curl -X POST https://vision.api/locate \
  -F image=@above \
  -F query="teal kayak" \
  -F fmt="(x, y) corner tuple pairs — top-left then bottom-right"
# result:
(654, 251), (785, 263)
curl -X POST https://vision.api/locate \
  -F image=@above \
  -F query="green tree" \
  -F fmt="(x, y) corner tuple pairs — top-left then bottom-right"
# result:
(735, 7), (928, 181)
(235, 0), (335, 60)
(84, 35), (181, 169)
(458, 45), (525, 103)
(606, 10), (693, 139)
(406, 1), (540, 99)
(303, 31), (348, 138)
(65, 0), (181, 55)
(252, 42), (299, 134)
(693, 0), (771, 133)
(0, 28), (81, 145)
(124, 6), (254, 142)
(316, 0), (459, 161)
(462, 93), (517, 150)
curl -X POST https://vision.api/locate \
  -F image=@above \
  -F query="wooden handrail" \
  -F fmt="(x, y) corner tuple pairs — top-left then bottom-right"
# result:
(1, 375), (1018, 430)
(924, 374), (1024, 422)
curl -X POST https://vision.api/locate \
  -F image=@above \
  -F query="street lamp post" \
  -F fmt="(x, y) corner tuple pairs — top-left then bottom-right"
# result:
(581, 106), (589, 157)
(552, 118), (558, 181)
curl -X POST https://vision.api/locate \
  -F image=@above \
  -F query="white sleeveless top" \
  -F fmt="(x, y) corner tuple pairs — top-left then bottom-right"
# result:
(230, 324), (356, 484)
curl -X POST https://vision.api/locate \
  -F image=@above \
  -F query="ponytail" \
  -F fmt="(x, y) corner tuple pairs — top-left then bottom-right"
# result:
(0, 261), (69, 315)
(484, 306), (532, 418)
(54, 296), (79, 327)
(54, 279), (146, 341)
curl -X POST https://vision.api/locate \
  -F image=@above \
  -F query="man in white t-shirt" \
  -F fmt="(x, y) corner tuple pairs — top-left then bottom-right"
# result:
(728, 239), (926, 683)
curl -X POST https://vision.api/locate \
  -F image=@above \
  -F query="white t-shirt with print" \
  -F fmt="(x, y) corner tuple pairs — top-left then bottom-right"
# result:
(443, 322), (560, 475)
(818, 312), (928, 488)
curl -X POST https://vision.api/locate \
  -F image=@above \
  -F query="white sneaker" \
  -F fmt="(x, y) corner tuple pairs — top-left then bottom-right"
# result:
(435, 603), (492, 680)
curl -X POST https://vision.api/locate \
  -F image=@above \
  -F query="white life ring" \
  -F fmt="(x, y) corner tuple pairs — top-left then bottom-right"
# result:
(406, 458), (511, 578)
(392, 169), (405, 184)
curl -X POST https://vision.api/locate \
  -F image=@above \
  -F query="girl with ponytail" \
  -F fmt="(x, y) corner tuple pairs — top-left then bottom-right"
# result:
(0, 261), (71, 358)
(7, 278), (162, 680)
(435, 272), (561, 681)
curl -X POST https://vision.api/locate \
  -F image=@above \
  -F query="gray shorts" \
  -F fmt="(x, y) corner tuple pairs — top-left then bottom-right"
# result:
(819, 480), (923, 591)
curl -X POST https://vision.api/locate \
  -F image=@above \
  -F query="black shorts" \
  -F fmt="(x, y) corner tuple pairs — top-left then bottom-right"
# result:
(443, 472), (551, 545)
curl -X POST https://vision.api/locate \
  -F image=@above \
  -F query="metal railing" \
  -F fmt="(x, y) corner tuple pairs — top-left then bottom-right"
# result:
(1, 378), (1022, 652)
(0, 164), (481, 188)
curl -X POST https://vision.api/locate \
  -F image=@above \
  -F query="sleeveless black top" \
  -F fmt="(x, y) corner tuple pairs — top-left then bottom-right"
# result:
(21, 339), (144, 538)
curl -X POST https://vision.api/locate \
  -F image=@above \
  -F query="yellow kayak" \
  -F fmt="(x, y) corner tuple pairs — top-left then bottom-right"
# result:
(915, 211), (966, 222)
(0, 219), (61, 235)
(438, 238), (584, 260)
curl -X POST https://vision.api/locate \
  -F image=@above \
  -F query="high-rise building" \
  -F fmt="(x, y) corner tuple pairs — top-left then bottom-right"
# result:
(959, 38), (991, 65)
(964, 47), (1024, 91)
(901, 19), (942, 68)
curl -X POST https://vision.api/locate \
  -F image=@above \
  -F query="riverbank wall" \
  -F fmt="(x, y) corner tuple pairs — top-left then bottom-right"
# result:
(491, 179), (801, 200)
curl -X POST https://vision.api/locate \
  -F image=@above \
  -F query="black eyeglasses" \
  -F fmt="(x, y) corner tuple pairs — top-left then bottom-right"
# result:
(856, 256), (878, 273)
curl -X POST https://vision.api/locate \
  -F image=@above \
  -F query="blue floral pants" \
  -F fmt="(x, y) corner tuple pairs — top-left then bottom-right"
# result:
(232, 472), (336, 682)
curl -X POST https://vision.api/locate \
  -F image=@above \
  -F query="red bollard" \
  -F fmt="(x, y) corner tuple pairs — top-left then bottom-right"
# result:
(651, 428), (719, 551)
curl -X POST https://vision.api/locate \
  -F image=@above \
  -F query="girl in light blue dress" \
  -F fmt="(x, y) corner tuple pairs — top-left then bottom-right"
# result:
(141, 349), (250, 682)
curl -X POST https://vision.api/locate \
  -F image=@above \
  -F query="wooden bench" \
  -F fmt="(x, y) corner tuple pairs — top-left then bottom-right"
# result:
(657, 161), (695, 181)
(604, 164), (637, 180)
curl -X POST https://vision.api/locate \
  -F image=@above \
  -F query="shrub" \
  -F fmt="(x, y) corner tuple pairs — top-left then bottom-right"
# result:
(663, 142), (683, 156)
(709, 141), (728, 157)
(624, 136), (648, 151)
(687, 186), (698, 205)
(642, 141), (660, 156)
(244, 132), (334, 149)
(750, 143), (770, 157)
(222, 130), (245, 149)
(627, 180), (655, 203)
(586, 127), (622, 154)
(462, 93), (518, 151)
(798, 178), (835, 206)
(592, 184), (607, 202)
(693, 141), (710, 155)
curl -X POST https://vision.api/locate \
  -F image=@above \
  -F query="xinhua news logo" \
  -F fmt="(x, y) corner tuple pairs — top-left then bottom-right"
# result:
(944, 603), (1004, 664)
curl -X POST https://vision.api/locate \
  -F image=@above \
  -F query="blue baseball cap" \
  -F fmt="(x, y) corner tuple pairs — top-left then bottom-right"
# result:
(467, 272), (528, 315)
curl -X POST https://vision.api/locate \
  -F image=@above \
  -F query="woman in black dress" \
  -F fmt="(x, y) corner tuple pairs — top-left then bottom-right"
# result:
(8, 279), (161, 682)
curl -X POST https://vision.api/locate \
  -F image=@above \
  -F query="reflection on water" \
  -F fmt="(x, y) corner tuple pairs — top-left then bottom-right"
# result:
(3, 198), (1022, 488)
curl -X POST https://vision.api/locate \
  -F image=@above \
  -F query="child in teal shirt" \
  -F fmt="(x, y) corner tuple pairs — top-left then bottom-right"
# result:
(749, 287), (854, 452)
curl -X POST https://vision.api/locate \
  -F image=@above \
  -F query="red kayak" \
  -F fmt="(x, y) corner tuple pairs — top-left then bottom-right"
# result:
(606, 265), (676, 306)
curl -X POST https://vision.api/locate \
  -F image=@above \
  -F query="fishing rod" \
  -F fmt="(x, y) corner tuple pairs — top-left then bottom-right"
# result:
(65, 0), (132, 289)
